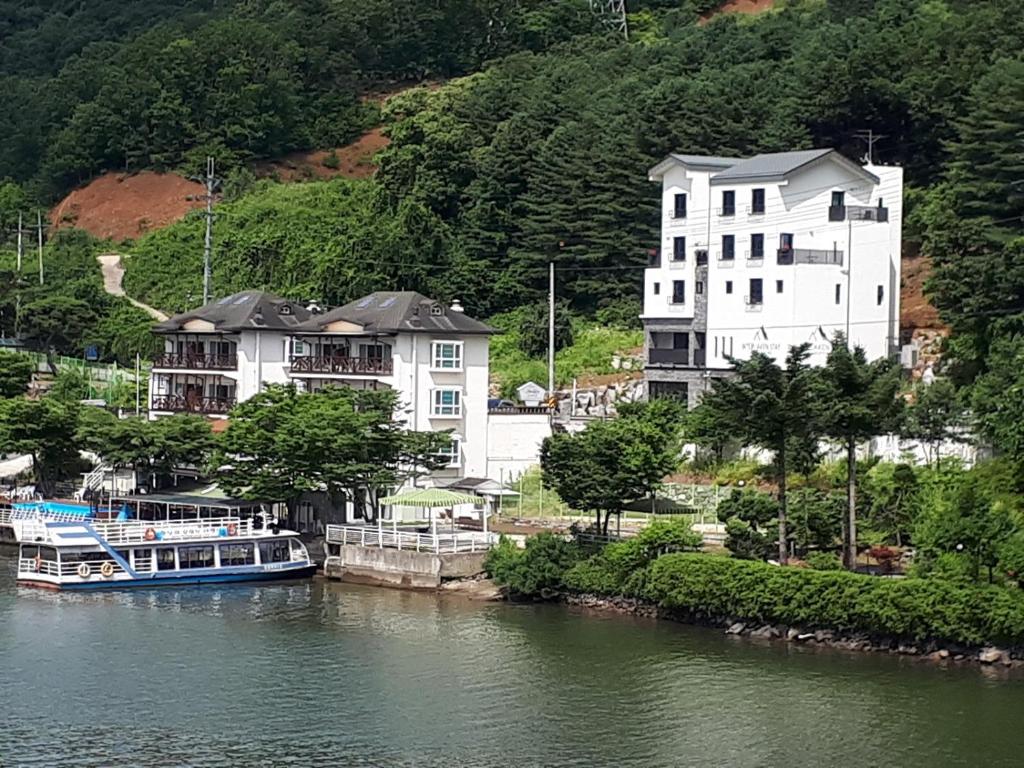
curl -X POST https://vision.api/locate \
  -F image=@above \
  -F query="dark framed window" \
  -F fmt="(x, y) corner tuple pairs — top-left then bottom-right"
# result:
(696, 281), (704, 295)
(749, 278), (763, 305)
(831, 191), (846, 208)
(722, 235), (735, 261)
(721, 190), (735, 216)
(725, 280), (733, 294)
(259, 540), (291, 564)
(750, 233), (764, 259)
(877, 285), (884, 305)
(672, 280), (686, 304)
(653, 282), (660, 295)
(672, 236), (686, 262)
(647, 248), (660, 267)
(672, 333), (689, 350)
(835, 284), (842, 304)
(673, 193), (687, 218)
(776, 280), (784, 293)
(780, 233), (794, 250)
(179, 546), (215, 569)
(156, 548), (176, 571)
(220, 543), (255, 566)
(751, 188), (765, 214)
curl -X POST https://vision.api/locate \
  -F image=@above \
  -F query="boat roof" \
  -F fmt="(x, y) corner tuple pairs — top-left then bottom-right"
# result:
(112, 493), (272, 509)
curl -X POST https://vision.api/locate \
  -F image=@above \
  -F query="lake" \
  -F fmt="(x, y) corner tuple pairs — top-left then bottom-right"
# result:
(1, 552), (1021, 767)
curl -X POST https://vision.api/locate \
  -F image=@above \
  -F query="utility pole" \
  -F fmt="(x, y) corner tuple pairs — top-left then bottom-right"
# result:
(548, 262), (555, 397)
(845, 222), (853, 346)
(16, 212), (23, 272)
(590, 0), (628, 40)
(37, 211), (44, 285)
(854, 129), (885, 164)
(202, 157), (216, 305)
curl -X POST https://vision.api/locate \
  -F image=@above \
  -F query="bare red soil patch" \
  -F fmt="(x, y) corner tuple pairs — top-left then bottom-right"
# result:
(51, 171), (205, 243)
(256, 128), (390, 182)
(700, 0), (775, 25)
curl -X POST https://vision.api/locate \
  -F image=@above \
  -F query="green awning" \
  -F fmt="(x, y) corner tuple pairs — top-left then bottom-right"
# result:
(379, 488), (481, 508)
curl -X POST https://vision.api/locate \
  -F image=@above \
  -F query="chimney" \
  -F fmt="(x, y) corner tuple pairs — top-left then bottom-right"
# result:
(450, 299), (464, 313)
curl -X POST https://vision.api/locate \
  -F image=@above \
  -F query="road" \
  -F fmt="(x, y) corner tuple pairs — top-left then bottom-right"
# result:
(96, 253), (168, 321)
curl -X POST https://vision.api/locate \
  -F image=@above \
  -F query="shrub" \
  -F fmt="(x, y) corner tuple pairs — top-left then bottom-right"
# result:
(805, 551), (843, 571)
(484, 532), (582, 598)
(638, 554), (1024, 647)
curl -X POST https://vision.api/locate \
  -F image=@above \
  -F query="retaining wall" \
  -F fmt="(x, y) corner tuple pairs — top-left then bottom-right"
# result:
(324, 545), (487, 589)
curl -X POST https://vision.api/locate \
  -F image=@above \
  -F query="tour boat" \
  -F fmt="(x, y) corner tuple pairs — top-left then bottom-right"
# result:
(16, 515), (316, 590)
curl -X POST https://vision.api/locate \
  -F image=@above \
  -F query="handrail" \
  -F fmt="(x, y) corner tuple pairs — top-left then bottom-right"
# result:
(150, 394), (236, 414)
(89, 517), (254, 545)
(290, 356), (394, 375)
(153, 352), (236, 370)
(325, 524), (495, 554)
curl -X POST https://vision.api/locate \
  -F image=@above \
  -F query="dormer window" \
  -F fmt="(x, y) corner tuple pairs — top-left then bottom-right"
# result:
(279, 305), (292, 315)
(430, 304), (444, 316)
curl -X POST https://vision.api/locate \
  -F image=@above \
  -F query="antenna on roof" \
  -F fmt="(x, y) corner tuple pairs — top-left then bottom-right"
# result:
(590, 0), (628, 40)
(853, 130), (886, 164)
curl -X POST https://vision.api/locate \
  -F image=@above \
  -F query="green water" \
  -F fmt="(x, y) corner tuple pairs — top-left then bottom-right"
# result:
(0, 552), (1021, 767)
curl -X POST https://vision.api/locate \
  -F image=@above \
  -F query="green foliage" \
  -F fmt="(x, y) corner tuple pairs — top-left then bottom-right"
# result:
(861, 462), (919, 546)
(517, 300), (574, 359)
(805, 551), (843, 571)
(722, 518), (771, 561)
(541, 399), (683, 533)
(484, 532), (583, 598)
(77, 409), (215, 474)
(902, 379), (969, 466)
(0, 351), (33, 398)
(48, 369), (91, 403)
(0, 395), (81, 493)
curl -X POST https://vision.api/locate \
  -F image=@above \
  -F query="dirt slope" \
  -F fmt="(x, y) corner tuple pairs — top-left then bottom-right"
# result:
(700, 0), (775, 24)
(256, 128), (390, 182)
(51, 172), (206, 242)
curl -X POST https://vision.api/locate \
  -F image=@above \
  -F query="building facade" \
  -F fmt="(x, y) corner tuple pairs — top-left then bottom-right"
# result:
(642, 149), (903, 407)
(149, 290), (495, 481)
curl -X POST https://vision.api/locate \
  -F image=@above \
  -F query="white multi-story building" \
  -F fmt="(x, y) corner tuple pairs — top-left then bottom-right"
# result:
(643, 148), (903, 406)
(150, 290), (495, 480)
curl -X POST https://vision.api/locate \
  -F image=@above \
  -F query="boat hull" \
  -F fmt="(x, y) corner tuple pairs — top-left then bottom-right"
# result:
(18, 564), (318, 591)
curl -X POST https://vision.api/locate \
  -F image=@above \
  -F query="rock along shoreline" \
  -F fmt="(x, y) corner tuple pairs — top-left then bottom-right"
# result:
(558, 592), (1024, 669)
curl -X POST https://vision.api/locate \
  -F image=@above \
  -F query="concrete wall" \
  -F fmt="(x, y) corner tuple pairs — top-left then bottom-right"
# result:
(486, 411), (552, 481)
(324, 546), (487, 589)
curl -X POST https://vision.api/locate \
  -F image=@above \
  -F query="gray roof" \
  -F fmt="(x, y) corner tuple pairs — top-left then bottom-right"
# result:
(649, 153), (743, 178)
(650, 148), (880, 185)
(294, 292), (496, 336)
(154, 290), (311, 333)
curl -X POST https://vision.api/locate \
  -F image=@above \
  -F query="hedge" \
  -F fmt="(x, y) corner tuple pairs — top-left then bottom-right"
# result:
(565, 553), (1024, 648)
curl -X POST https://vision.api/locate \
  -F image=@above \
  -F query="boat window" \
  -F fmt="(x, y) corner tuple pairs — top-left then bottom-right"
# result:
(22, 545), (38, 559)
(289, 539), (307, 559)
(156, 548), (177, 571)
(39, 547), (57, 561)
(258, 540), (291, 564)
(219, 543), (255, 566)
(179, 546), (215, 569)
(133, 548), (153, 569)
(62, 551), (113, 563)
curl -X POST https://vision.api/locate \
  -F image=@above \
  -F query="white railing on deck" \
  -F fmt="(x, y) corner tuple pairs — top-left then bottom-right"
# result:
(89, 517), (254, 545)
(18, 558), (127, 578)
(325, 524), (496, 554)
(0, 504), (11, 527)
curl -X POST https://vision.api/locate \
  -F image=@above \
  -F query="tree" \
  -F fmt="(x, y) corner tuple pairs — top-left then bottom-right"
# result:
(214, 385), (450, 518)
(540, 399), (683, 534)
(862, 462), (919, 547)
(0, 396), (80, 494)
(716, 489), (778, 560)
(518, 300), (573, 359)
(819, 336), (903, 568)
(902, 378), (968, 468)
(0, 351), (33, 399)
(699, 346), (822, 564)
(19, 295), (97, 362)
(971, 333), (1024, 462)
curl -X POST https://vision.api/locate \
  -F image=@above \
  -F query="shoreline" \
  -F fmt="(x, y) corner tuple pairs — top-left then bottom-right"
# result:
(556, 592), (1024, 669)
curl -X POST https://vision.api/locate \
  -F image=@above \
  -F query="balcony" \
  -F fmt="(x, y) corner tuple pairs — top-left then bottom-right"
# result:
(153, 352), (236, 371)
(649, 349), (690, 365)
(151, 394), (236, 414)
(290, 355), (394, 376)
(695, 250), (708, 266)
(777, 248), (844, 266)
(829, 204), (889, 223)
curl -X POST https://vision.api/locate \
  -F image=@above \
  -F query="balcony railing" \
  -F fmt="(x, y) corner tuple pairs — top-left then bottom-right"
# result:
(649, 349), (690, 365)
(829, 204), (889, 223)
(777, 248), (844, 266)
(153, 352), (236, 370)
(151, 394), (236, 414)
(290, 355), (394, 375)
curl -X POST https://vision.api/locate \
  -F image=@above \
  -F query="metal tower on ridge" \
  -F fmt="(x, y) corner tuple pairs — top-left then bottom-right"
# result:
(590, 0), (628, 40)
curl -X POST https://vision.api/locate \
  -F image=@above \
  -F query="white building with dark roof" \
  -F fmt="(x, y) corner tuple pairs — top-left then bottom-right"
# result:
(643, 148), (903, 406)
(149, 290), (496, 481)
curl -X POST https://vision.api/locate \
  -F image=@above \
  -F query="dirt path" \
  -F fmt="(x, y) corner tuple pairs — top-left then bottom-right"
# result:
(96, 253), (168, 321)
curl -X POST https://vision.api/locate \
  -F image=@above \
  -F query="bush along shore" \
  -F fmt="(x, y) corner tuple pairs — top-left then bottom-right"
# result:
(484, 527), (1024, 667)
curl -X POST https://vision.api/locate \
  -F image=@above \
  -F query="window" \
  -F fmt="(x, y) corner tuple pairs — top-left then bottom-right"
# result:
(432, 388), (462, 417)
(156, 548), (176, 571)
(220, 543), (255, 566)
(696, 281), (704, 295)
(430, 304), (444, 316)
(877, 285), (884, 305)
(776, 280), (784, 293)
(436, 438), (461, 467)
(673, 333), (689, 350)
(673, 193), (687, 219)
(647, 248), (660, 267)
(292, 339), (307, 356)
(721, 235), (735, 261)
(750, 233), (764, 259)
(653, 282), (660, 295)
(179, 546), (215, 569)
(749, 279), (763, 305)
(133, 548), (153, 570)
(835, 284), (842, 304)
(258, 540), (291, 565)
(359, 343), (391, 362)
(725, 280), (733, 294)
(751, 188), (765, 214)
(672, 236), (686, 262)
(779, 233), (794, 251)
(721, 190), (735, 216)
(432, 341), (463, 370)
(831, 191), (846, 208)
(672, 280), (686, 304)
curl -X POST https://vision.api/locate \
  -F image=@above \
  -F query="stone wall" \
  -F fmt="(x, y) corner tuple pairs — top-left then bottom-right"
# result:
(324, 545), (487, 589)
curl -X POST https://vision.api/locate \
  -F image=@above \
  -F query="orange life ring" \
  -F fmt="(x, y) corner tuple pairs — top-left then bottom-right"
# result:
(144, 528), (156, 542)
(77, 563), (91, 579)
(227, 523), (238, 536)
(100, 562), (114, 578)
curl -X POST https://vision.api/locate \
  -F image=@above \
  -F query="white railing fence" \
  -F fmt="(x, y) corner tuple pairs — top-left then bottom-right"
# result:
(89, 517), (253, 546)
(326, 525), (496, 554)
